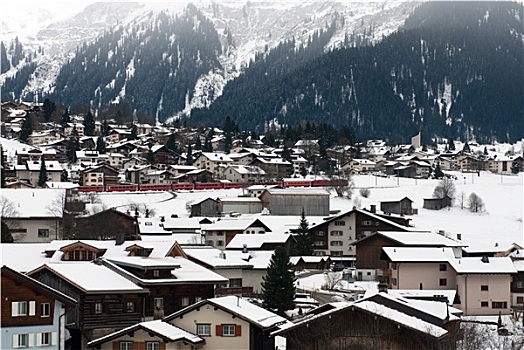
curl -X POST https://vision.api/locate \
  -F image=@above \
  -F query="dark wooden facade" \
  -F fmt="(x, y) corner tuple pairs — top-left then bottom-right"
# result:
(423, 196), (453, 210)
(380, 197), (415, 215)
(75, 209), (138, 241)
(190, 197), (219, 217)
(355, 235), (400, 270)
(278, 297), (460, 350)
(27, 266), (147, 334)
(1, 266), (76, 328)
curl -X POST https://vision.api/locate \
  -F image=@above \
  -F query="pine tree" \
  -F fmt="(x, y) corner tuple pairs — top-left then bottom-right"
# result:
(61, 109), (71, 131)
(165, 134), (178, 153)
(66, 126), (80, 162)
(1, 221), (14, 243)
(83, 111), (96, 136)
(37, 155), (47, 187)
(19, 115), (33, 143)
(130, 125), (138, 140)
(433, 163), (444, 179)
(42, 98), (56, 123)
(96, 137), (107, 154)
(185, 143), (194, 165)
(1, 147), (6, 187)
(261, 246), (296, 315)
(146, 148), (155, 164)
(61, 169), (68, 182)
(295, 208), (313, 255)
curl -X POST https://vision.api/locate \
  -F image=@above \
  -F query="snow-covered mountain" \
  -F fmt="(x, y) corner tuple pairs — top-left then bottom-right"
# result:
(1, 1), (418, 108)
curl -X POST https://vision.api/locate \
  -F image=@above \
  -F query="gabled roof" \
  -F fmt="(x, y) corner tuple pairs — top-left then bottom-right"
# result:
(87, 320), (204, 348)
(226, 232), (294, 250)
(355, 231), (467, 248)
(201, 218), (272, 232)
(310, 208), (412, 232)
(183, 247), (254, 269)
(1, 265), (76, 306)
(165, 296), (288, 330)
(27, 262), (148, 294)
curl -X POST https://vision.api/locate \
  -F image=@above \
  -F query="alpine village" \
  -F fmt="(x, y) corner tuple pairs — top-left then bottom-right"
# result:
(0, 1), (523, 350)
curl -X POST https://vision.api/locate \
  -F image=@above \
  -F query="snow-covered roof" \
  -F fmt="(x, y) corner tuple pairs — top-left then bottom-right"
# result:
(25, 160), (63, 172)
(387, 290), (458, 308)
(351, 158), (376, 165)
(199, 152), (233, 162)
(367, 231), (467, 247)
(1, 243), (51, 272)
(382, 247), (458, 262)
(290, 256), (330, 264)
(201, 218), (267, 231)
(30, 262), (147, 293)
(449, 256), (517, 274)
(225, 250), (274, 269)
(1, 188), (66, 218)
(183, 247), (254, 269)
(87, 319), (203, 347)
(226, 232), (292, 249)
(353, 299), (448, 338)
(218, 196), (261, 203)
(253, 158), (291, 165)
(208, 296), (288, 329)
(262, 188), (330, 196)
(46, 182), (79, 190)
(226, 164), (266, 175)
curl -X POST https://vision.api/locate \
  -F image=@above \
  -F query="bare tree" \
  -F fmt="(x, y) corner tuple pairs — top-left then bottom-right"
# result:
(322, 272), (342, 290)
(359, 188), (370, 198)
(328, 172), (355, 199)
(468, 192), (485, 213)
(458, 191), (466, 210)
(0, 196), (23, 240)
(433, 177), (456, 201)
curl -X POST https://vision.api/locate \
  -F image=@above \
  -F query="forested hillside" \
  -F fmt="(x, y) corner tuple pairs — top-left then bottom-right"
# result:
(48, 4), (223, 120)
(190, 1), (523, 143)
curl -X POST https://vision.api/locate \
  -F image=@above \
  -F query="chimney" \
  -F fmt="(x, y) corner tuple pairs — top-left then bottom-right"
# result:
(370, 205), (376, 214)
(456, 233), (462, 241)
(481, 255), (489, 263)
(438, 230), (445, 236)
(219, 251), (226, 259)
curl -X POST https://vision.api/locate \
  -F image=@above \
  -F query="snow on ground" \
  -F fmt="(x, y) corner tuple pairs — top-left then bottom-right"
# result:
(86, 170), (523, 251)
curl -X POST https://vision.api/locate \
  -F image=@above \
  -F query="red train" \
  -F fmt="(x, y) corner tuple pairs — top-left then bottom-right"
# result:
(77, 178), (348, 193)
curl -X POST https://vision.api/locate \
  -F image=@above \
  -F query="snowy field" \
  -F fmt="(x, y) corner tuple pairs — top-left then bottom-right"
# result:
(85, 170), (523, 251)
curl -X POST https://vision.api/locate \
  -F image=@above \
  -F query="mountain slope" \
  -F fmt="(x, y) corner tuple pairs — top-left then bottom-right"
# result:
(189, 1), (523, 143)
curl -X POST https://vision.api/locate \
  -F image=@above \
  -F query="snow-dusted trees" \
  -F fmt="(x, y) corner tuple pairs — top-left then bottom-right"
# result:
(433, 177), (456, 201)
(468, 192), (485, 213)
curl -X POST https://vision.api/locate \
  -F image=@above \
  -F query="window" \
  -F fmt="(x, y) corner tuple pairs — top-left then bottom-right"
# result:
(146, 342), (159, 350)
(229, 279), (242, 287)
(181, 297), (190, 307)
(153, 270), (160, 277)
(439, 278), (447, 286)
(126, 302), (134, 312)
(41, 303), (50, 317)
(317, 231), (325, 236)
(313, 241), (324, 246)
(362, 220), (372, 226)
(13, 333), (29, 348)
(480, 285), (488, 291)
(439, 264), (447, 271)
(492, 301), (507, 309)
(94, 303), (102, 314)
(39, 332), (51, 346)
(392, 278), (397, 286)
(330, 241), (343, 246)
(120, 342), (133, 350)
(154, 298), (164, 310)
(12, 301), (27, 316)
(38, 229), (49, 238)
(197, 324), (211, 336)
(331, 251), (343, 257)
(517, 297), (524, 304)
(217, 240), (224, 246)
(195, 296), (202, 302)
(330, 231), (343, 236)
(222, 324), (236, 336)
(481, 301), (489, 307)
(334, 221), (345, 226)
(517, 281), (524, 289)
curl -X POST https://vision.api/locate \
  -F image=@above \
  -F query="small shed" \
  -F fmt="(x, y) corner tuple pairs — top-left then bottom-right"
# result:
(423, 196), (452, 210)
(380, 197), (417, 215)
(259, 188), (330, 216)
(190, 197), (219, 217)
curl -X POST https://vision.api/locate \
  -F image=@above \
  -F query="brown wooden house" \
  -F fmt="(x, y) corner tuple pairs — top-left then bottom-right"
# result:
(101, 241), (227, 319)
(74, 208), (138, 241)
(1, 265), (76, 350)
(27, 262), (148, 350)
(274, 292), (460, 350)
(380, 196), (417, 215)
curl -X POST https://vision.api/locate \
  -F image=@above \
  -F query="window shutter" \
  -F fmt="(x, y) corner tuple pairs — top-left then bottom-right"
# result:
(112, 341), (119, 350)
(235, 325), (241, 337)
(216, 324), (222, 336)
(12, 302), (18, 316)
(28, 333), (34, 347)
(36, 333), (42, 347)
(52, 332), (57, 346)
(29, 301), (36, 316)
(12, 334), (19, 348)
